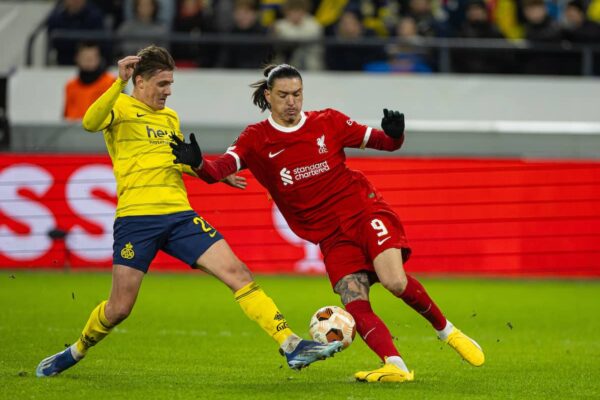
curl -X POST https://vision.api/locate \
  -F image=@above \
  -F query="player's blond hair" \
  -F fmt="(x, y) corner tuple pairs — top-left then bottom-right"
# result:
(132, 45), (175, 86)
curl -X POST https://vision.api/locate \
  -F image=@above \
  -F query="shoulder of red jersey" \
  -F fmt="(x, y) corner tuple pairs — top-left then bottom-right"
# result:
(241, 118), (271, 134)
(305, 108), (346, 118)
(306, 108), (355, 126)
(306, 108), (351, 124)
(227, 119), (268, 151)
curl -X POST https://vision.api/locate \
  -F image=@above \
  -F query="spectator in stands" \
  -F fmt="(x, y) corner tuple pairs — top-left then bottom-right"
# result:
(561, 0), (600, 75)
(217, 0), (273, 69)
(64, 42), (116, 120)
(171, 0), (215, 67)
(90, 0), (125, 30)
(452, 0), (512, 73)
(272, 0), (325, 70)
(443, 0), (472, 34)
(522, 0), (562, 41)
(259, 0), (287, 27)
(173, 0), (212, 35)
(406, 0), (449, 37)
(312, 0), (400, 36)
(212, 0), (236, 33)
(118, 0), (169, 57)
(458, 0), (504, 39)
(124, 0), (175, 28)
(325, 10), (386, 71)
(562, 0), (600, 43)
(47, 0), (105, 65)
(520, 0), (563, 74)
(370, 16), (433, 72)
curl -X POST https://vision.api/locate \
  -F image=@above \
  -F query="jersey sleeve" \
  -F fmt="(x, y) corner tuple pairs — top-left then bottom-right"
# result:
(328, 109), (374, 149)
(82, 78), (127, 132)
(223, 127), (254, 171)
(195, 128), (252, 183)
(329, 109), (404, 152)
(365, 129), (404, 151)
(196, 155), (238, 183)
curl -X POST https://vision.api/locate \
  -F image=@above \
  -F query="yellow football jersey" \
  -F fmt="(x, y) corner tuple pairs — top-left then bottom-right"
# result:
(83, 79), (195, 217)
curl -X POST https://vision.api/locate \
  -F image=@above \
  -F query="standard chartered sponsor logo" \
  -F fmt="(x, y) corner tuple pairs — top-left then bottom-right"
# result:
(293, 161), (330, 180)
(280, 168), (293, 185)
(280, 161), (330, 185)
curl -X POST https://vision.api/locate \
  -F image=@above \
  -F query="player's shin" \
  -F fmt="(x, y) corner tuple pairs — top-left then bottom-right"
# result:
(398, 276), (485, 366)
(234, 282), (300, 351)
(344, 300), (402, 362)
(73, 300), (115, 358)
(398, 274), (447, 330)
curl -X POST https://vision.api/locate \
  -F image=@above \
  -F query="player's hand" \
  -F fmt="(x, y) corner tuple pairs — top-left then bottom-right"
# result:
(117, 55), (141, 82)
(170, 133), (203, 169)
(221, 173), (247, 190)
(381, 109), (405, 139)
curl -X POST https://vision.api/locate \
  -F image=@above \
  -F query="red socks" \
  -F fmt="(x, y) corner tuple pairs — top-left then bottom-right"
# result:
(399, 274), (447, 330)
(345, 300), (400, 361)
(343, 277), (447, 361)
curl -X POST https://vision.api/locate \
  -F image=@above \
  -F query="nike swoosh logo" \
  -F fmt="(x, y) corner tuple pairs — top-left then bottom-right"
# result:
(209, 231), (217, 238)
(136, 113), (146, 117)
(377, 237), (391, 246)
(269, 149), (285, 158)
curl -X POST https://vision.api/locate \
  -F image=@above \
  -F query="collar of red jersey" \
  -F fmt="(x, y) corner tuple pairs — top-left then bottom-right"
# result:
(267, 112), (307, 133)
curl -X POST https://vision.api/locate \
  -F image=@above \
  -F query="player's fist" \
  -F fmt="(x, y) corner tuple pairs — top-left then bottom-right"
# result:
(117, 55), (141, 82)
(381, 109), (405, 139)
(170, 133), (203, 169)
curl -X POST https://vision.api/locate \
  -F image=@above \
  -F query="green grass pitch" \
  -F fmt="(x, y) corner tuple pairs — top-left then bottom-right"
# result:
(1, 271), (598, 399)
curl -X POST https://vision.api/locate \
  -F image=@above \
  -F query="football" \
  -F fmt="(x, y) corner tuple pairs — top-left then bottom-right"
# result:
(309, 305), (356, 349)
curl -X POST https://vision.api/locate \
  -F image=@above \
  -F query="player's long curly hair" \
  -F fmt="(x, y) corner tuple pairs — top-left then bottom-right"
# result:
(251, 64), (302, 112)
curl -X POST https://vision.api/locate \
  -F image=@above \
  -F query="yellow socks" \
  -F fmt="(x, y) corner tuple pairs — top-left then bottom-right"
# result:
(234, 282), (295, 346)
(72, 284), (294, 359)
(74, 300), (114, 357)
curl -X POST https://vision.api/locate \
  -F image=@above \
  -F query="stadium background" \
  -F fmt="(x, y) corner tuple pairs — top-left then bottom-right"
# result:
(1, 4), (599, 275)
(0, 2), (599, 399)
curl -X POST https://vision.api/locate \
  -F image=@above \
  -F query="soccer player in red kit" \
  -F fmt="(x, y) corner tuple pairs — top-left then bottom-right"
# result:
(170, 64), (485, 382)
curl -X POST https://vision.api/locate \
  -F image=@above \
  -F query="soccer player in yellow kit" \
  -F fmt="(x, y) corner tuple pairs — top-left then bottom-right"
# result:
(36, 46), (342, 378)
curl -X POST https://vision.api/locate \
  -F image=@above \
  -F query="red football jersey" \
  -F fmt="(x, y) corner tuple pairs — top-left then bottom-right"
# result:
(200, 108), (404, 244)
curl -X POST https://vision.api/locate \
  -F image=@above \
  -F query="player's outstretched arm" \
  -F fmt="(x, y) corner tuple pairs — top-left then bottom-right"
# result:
(381, 108), (405, 139)
(82, 56), (140, 132)
(170, 133), (239, 184)
(363, 109), (406, 152)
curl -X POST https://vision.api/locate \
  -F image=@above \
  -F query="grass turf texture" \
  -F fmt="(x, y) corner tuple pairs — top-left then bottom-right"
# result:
(1, 272), (598, 400)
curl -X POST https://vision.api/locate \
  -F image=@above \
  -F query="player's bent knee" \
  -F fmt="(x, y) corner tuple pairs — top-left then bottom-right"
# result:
(221, 260), (253, 289)
(380, 275), (408, 296)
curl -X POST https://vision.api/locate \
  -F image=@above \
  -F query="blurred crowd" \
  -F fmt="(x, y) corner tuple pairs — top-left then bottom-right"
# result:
(47, 0), (600, 74)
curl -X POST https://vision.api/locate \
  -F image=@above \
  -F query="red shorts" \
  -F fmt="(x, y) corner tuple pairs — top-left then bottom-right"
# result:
(319, 204), (411, 288)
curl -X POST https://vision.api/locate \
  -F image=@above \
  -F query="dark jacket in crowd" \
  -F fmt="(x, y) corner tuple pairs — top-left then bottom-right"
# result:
(47, 2), (105, 65)
(217, 24), (272, 69)
(453, 21), (512, 73)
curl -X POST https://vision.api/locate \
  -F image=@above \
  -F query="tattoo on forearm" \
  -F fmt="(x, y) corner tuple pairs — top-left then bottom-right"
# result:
(334, 273), (370, 305)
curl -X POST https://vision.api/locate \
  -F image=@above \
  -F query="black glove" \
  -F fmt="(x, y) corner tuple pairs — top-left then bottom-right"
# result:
(170, 133), (203, 168)
(381, 108), (405, 139)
